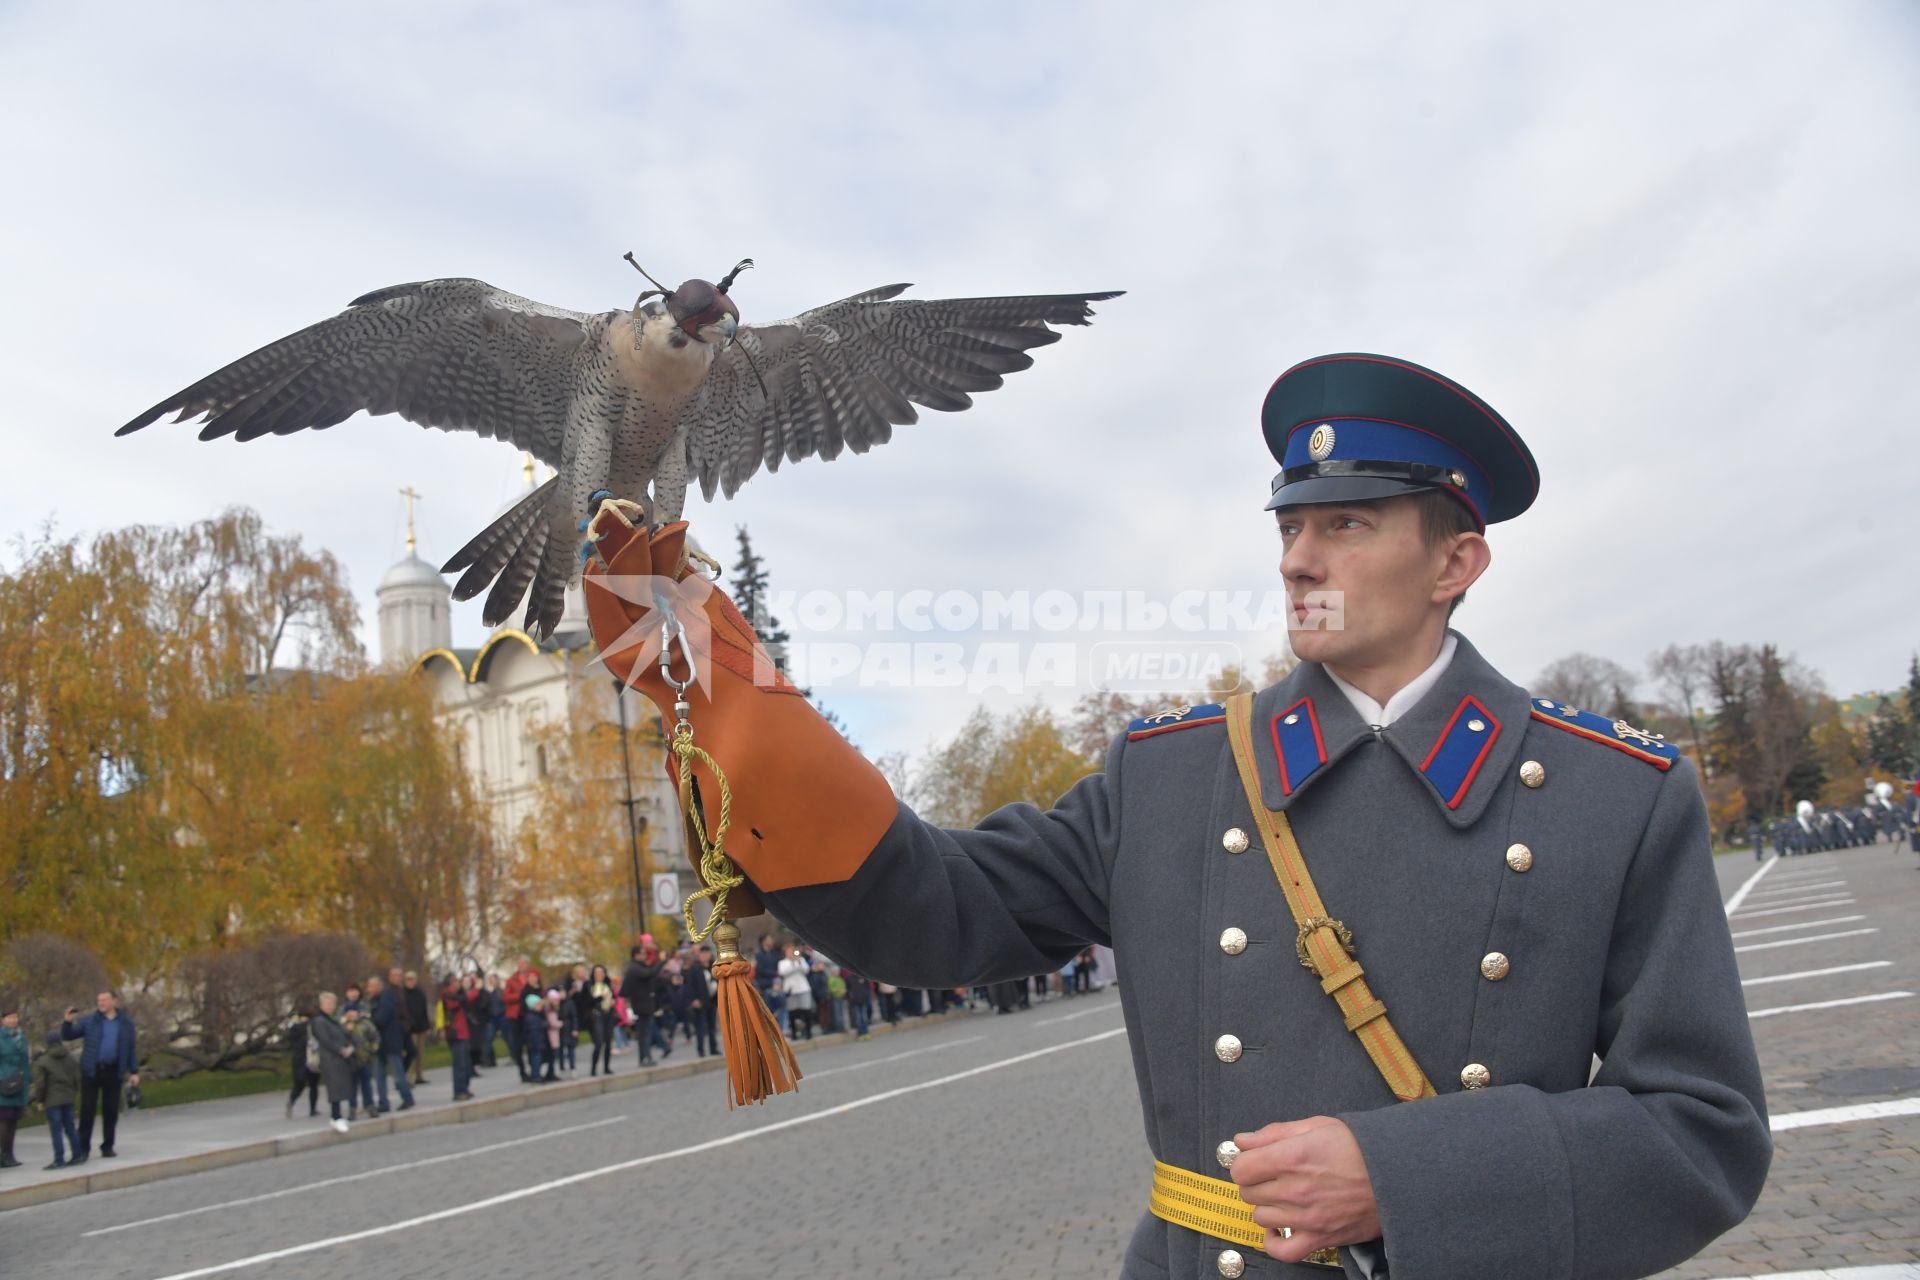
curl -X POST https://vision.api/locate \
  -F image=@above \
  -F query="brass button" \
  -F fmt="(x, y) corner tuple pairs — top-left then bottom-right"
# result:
(1506, 843), (1533, 872)
(1519, 760), (1546, 789)
(1461, 1062), (1491, 1089)
(1222, 827), (1250, 854)
(1216, 1139), (1240, 1169)
(1214, 1034), (1243, 1063)
(1283, 713), (1300, 726)
(1480, 952), (1510, 981)
(1219, 927), (1248, 956)
(1467, 718), (1486, 732)
(1218, 1249), (1246, 1278)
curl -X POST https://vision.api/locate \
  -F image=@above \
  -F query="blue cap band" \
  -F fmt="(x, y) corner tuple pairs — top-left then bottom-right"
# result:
(1281, 417), (1491, 525)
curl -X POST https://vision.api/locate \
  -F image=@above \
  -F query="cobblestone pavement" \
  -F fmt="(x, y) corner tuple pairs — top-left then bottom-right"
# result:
(4, 843), (1914, 1280)
(1663, 840), (1920, 1278)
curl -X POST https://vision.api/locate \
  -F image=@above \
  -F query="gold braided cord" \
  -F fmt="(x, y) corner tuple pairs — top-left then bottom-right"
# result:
(674, 726), (744, 942)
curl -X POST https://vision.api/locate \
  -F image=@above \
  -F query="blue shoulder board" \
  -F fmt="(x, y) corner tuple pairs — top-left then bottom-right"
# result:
(1127, 701), (1227, 741)
(1527, 697), (1681, 770)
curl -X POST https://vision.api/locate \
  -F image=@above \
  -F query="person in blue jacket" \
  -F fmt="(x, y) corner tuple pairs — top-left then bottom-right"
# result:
(60, 990), (139, 1163)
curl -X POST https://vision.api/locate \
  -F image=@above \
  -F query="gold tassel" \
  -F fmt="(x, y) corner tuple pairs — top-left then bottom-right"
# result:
(709, 922), (801, 1107)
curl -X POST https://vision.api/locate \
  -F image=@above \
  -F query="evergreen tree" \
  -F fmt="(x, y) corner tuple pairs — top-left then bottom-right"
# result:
(1866, 654), (1920, 777)
(728, 525), (853, 742)
(731, 525), (791, 674)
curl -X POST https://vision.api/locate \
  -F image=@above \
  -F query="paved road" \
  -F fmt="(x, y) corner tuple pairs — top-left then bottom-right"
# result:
(1663, 839), (1920, 1278)
(5, 841), (1915, 1280)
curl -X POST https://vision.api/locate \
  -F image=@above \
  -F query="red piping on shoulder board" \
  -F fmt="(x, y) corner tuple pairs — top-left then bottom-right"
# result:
(1128, 713), (1226, 742)
(1529, 710), (1675, 770)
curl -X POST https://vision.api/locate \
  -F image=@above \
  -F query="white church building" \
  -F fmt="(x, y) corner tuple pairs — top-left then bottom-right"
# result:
(373, 498), (681, 902)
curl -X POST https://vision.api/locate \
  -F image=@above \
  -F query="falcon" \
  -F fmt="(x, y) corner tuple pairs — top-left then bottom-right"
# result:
(118, 259), (1122, 637)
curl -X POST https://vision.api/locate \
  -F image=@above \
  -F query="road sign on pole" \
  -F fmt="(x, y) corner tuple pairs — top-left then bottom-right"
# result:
(651, 872), (681, 917)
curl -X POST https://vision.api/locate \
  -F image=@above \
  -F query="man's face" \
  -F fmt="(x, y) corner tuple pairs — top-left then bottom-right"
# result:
(389, 967), (404, 986)
(97, 991), (116, 1015)
(1277, 497), (1451, 670)
(367, 977), (384, 995)
(404, 972), (417, 988)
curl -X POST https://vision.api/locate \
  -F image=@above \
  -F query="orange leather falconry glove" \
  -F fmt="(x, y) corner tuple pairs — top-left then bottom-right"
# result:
(578, 499), (896, 911)
(580, 498), (896, 1107)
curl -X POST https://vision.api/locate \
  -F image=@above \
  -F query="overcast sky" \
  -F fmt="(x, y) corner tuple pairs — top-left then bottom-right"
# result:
(3, 2), (1915, 759)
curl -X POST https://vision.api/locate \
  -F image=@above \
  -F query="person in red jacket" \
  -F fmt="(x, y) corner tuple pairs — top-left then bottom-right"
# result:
(500, 956), (537, 1083)
(441, 973), (480, 1101)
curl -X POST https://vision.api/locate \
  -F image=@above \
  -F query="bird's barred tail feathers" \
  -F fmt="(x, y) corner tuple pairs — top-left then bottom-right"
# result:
(441, 475), (563, 633)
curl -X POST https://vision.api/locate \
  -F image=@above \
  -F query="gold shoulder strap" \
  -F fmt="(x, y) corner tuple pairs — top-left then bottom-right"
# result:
(1224, 693), (1436, 1102)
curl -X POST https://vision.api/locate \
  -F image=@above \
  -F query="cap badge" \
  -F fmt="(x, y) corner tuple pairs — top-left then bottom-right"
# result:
(1449, 468), (1468, 488)
(1308, 423), (1336, 461)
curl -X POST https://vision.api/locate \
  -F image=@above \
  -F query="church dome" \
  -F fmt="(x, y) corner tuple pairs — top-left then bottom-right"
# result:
(379, 553), (448, 595)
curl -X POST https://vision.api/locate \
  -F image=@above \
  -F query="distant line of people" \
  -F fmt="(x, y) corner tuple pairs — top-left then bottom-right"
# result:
(1752, 785), (1915, 860)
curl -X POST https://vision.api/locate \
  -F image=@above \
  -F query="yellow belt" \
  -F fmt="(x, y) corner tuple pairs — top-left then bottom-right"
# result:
(1149, 1160), (1342, 1269)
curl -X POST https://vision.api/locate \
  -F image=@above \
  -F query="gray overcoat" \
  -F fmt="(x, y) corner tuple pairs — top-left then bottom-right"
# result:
(309, 1013), (355, 1106)
(768, 632), (1769, 1279)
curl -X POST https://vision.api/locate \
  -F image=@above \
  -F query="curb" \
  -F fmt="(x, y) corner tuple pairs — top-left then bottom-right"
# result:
(0, 1008), (976, 1213)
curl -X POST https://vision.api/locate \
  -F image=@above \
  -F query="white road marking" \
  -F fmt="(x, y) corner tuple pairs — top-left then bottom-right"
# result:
(1740, 961), (1891, 987)
(1735, 929), (1879, 954)
(1769, 868), (1838, 881)
(145, 1026), (1130, 1280)
(1770, 1097), (1920, 1134)
(1034, 1002), (1125, 1027)
(1722, 855), (1779, 915)
(1748, 991), (1913, 1019)
(803, 1034), (986, 1080)
(1730, 915), (1866, 939)
(84, 1114), (629, 1237)
(1740, 890), (1858, 907)
(1748, 880), (1847, 897)
(1730, 898), (1857, 920)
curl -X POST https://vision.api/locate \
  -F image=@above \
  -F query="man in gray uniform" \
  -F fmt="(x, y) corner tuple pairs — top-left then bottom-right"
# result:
(583, 352), (1769, 1278)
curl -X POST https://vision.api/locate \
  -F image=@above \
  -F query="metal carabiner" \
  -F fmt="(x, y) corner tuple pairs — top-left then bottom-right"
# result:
(655, 600), (698, 735)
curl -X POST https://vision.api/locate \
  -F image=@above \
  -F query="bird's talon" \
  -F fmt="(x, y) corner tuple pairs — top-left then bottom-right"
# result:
(583, 495), (649, 542)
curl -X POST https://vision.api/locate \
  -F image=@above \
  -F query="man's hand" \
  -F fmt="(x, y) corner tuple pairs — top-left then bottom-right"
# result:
(1230, 1116), (1380, 1264)
(127, 1073), (139, 1087)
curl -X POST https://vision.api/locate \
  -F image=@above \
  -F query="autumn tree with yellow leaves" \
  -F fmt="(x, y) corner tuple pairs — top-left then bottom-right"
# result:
(504, 707), (680, 965)
(1, 508), (496, 1008)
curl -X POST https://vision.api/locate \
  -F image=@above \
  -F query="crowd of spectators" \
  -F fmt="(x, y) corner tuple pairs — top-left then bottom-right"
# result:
(284, 935), (1106, 1137)
(0, 939), (1106, 1168)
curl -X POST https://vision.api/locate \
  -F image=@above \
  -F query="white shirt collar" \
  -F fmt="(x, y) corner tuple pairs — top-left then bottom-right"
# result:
(1324, 633), (1458, 728)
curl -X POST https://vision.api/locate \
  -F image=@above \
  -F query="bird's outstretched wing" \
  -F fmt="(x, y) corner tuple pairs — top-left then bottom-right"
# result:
(681, 287), (1122, 500)
(116, 279), (607, 465)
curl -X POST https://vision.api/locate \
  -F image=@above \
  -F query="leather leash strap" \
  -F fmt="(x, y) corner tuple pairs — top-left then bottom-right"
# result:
(1224, 692), (1437, 1102)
